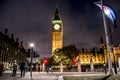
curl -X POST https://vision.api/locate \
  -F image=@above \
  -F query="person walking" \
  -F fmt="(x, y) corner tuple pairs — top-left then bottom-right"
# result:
(0, 62), (4, 76)
(38, 64), (40, 72)
(12, 62), (17, 77)
(20, 62), (25, 77)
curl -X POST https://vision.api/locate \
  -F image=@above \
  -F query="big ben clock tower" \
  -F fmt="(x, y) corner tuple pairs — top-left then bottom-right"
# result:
(52, 8), (63, 54)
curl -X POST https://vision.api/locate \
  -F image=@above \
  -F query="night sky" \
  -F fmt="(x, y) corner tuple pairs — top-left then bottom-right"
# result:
(0, 0), (120, 58)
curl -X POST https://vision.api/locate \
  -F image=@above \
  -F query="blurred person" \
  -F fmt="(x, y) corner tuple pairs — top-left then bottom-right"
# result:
(12, 62), (17, 77)
(20, 62), (25, 77)
(0, 61), (4, 76)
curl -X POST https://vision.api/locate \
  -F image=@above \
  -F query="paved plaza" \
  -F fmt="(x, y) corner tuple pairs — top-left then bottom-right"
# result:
(0, 72), (59, 80)
(0, 71), (106, 80)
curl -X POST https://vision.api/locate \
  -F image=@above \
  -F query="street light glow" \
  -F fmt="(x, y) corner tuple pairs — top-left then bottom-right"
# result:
(30, 43), (34, 48)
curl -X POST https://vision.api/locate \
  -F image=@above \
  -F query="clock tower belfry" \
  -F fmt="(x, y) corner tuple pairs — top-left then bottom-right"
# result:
(52, 8), (63, 54)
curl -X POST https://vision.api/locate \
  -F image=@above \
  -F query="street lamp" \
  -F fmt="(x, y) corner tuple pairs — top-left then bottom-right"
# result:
(29, 43), (34, 78)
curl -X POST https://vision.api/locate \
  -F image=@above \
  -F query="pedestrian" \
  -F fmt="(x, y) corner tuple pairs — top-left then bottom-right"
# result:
(38, 64), (40, 72)
(46, 67), (49, 73)
(0, 62), (4, 76)
(20, 62), (25, 77)
(12, 62), (17, 77)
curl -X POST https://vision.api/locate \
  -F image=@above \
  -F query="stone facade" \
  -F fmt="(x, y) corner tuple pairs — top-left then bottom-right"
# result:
(0, 29), (27, 70)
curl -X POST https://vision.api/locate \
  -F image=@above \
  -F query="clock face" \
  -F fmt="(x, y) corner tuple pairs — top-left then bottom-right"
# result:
(54, 24), (60, 30)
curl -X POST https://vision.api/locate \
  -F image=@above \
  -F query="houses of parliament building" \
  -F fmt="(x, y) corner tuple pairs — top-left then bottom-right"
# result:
(51, 8), (120, 71)
(77, 37), (120, 69)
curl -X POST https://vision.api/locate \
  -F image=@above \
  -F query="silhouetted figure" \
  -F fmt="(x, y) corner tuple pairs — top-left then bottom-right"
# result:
(0, 62), (4, 76)
(20, 62), (25, 77)
(12, 63), (17, 77)
(46, 67), (49, 73)
(38, 65), (40, 72)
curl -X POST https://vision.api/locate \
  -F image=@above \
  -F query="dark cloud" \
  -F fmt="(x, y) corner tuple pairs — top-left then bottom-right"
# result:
(0, 0), (120, 58)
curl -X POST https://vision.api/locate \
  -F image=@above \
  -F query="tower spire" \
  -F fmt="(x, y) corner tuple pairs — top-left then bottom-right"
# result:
(54, 6), (61, 20)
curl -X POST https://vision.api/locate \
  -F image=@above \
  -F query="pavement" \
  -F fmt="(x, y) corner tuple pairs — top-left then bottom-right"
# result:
(0, 71), (105, 80)
(0, 71), (61, 80)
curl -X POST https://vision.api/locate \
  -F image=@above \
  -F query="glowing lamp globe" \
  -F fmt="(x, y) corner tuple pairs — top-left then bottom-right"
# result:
(29, 43), (34, 48)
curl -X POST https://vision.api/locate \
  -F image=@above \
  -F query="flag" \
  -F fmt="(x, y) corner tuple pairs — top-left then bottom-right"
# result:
(94, 1), (117, 32)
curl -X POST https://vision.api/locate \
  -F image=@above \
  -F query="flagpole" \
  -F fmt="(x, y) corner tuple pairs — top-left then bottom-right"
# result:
(101, 0), (115, 75)
(107, 18), (117, 74)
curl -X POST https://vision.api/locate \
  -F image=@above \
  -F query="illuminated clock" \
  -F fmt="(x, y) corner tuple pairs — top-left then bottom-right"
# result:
(54, 24), (60, 30)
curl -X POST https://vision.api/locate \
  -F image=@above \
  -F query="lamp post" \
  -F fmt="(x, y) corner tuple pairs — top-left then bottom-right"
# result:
(107, 17), (117, 74)
(101, 0), (115, 75)
(29, 43), (34, 78)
